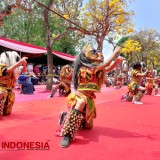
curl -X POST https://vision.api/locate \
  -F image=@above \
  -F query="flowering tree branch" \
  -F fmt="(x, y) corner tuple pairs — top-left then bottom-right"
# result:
(0, 0), (32, 26)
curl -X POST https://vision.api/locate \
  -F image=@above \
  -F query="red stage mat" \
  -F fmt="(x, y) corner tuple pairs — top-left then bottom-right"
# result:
(0, 85), (160, 160)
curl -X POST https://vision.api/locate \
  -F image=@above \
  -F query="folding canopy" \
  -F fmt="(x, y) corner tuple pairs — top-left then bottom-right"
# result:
(0, 37), (76, 61)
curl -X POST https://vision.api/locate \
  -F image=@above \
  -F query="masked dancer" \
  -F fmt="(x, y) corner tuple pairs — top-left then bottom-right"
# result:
(0, 51), (27, 116)
(58, 44), (124, 147)
(49, 65), (73, 98)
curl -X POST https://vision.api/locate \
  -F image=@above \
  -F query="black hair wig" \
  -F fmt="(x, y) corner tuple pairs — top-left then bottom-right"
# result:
(133, 62), (142, 70)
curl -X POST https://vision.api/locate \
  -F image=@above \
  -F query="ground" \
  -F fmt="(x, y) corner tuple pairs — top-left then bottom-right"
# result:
(0, 85), (160, 160)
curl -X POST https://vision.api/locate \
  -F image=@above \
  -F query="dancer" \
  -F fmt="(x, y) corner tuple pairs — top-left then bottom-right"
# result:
(49, 65), (73, 98)
(58, 44), (124, 148)
(145, 70), (159, 96)
(115, 73), (124, 89)
(145, 77), (159, 95)
(104, 74), (111, 87)
(122, 62), (150, 104)
(0, 51), (27, 116)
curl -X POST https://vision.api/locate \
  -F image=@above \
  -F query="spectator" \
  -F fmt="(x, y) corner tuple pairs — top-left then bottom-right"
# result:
(33, 64), (40, 75)
(27, 62), (33, 72)
(18, 74), (35, 94)
(28, 69), (39, 85)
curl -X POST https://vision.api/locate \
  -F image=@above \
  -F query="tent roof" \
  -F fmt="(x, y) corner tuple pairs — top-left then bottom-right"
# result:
(0, 37), (76, 61)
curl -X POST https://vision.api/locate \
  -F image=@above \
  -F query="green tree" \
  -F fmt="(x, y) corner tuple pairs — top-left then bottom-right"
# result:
(36, 0), (83, 90)
(0, 0), (82, 90)
(0, 0), (32, 27)
(68, 0), (134, 50)
(132, 28), (160, 69)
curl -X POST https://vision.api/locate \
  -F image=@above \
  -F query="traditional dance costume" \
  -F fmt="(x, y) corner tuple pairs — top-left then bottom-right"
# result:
(50, 65), (73, 97)
(60, 66), (104, 139)
(0, 64), (15, 115)
(58, 44), (123, 147)
(145, 77), (159, 95)
(128, 69), (144, 101)
(0, 51), (27, 116)
(115, 75), (123, 89)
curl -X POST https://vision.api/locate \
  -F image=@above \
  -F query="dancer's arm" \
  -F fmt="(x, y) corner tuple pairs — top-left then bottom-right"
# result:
(137, 70), (151, 77)
(105, 56), (124, 72)
(154, 76), (160, 81)
(7, 57), (28, 73)
(96, 46), (121, 72)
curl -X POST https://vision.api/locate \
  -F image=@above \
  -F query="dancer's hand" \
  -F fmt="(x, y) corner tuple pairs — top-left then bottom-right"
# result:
(145, 70), (151, 76)
(116, 56), (125, 63)
(20, 57), (28, 65)
(114, 46), (122, 54)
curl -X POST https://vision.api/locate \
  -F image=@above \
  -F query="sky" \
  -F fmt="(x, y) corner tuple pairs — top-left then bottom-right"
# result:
(103, 0), (160, 59)
(130, 0), (160, 32)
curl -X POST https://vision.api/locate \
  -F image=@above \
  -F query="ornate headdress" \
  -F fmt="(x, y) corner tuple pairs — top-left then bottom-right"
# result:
(0, 51), (21, 79)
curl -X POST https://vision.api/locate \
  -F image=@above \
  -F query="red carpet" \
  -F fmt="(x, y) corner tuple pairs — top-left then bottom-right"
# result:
(0, 85), (160, 160)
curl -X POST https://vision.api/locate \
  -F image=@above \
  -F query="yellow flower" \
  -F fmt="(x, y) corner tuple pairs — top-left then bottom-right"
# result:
(127, 28), (134, 33)
(100, 1), (105, 7)
(114, 0), (119, 3)
(52, 34), (56, 38)
(81, 7), (85, 11)
(121, 39), (142, 54)
(118, 15), (124, 23)
(119, 9), (124, 13)
(115, 19), (120, 24)
(121, 48), (127, 53)
(63, 14), (69, 19)
(109, 2), (114, 7)
(86, 12), (91, 16)
(97, 15), (103, 20)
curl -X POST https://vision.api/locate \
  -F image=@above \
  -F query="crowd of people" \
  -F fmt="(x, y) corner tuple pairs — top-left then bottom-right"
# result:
(16, 60), (160, 98)
(16, 63), (62, 94)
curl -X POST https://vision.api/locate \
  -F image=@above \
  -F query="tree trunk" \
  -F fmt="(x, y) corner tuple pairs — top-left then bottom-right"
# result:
(46, 49), (53, 90)
(113, 66), (118, 86)
(112, 46), (118, 87)
(44, 0), (54, 90)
